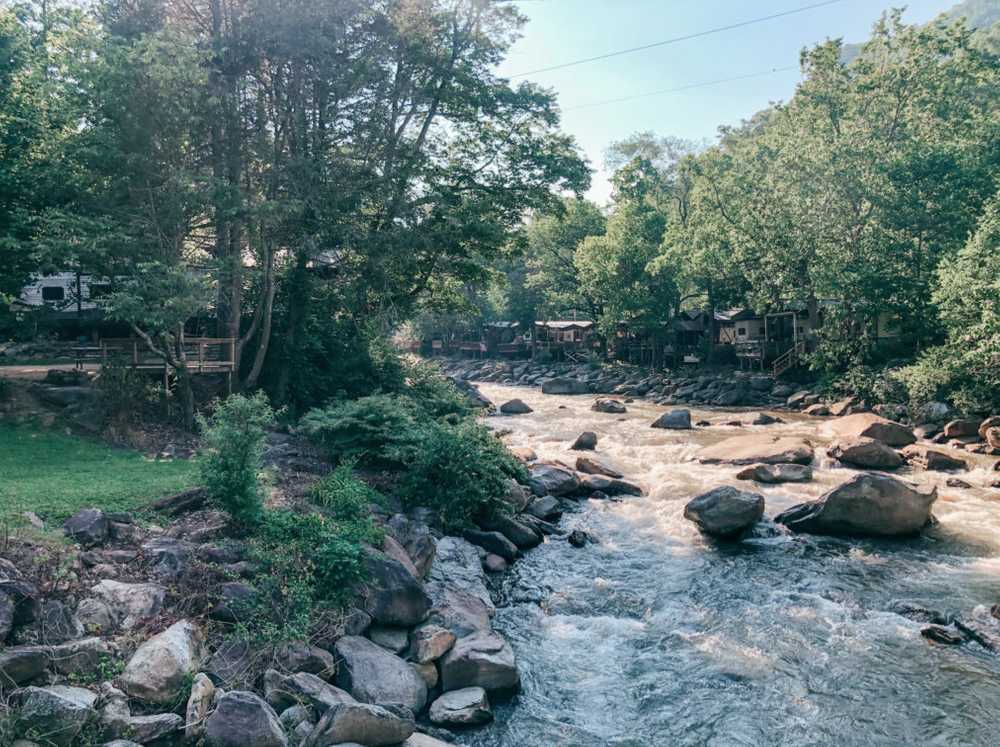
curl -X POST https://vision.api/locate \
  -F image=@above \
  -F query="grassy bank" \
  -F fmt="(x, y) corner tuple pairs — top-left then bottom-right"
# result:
(0, 423), (200, 525)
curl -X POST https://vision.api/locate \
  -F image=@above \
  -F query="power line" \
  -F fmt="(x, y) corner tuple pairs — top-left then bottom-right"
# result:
(562, 65), (800, 111)
(509, 0), (846, 78)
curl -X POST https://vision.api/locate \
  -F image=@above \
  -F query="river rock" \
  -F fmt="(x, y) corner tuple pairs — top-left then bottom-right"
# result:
(979, 416), (1000, 440)
(402, 735), (456, 747)
(824, 413), (916, 447)
(828, 398), (856, 417)
(651, 409), (691, 429)
(412, 624), (456, 664)
(698, 435), (813, 465)
(750, 412), (780, 425)
(804, 403), (830, 416)
(528, 463), (580, 496)
(541, 378), (589, 395)
(303, 701), (414, 747)
(775, 473), (937, 537)
(462, 529), (517, 562)
(578, 473), (643, 496)
(499, 480), (532, 512)
(62, 508), (109, 547)
(900, 445), (968, 472)
(362, 550), (431, 627)
(264, 669), (354, 715)
(89, 579), (165, 630)
(735, 463), (812, 484)
(120, 619), (204, 705)
(526, 495), (561, 520)
(13, 685), (97, 746)
(386, 514), (437, 579)
(944, 419), (980, 438)
(439, 631), (519, 692)
(424, 538), (493, 637)
(571, 431), (598, 450)
(334, 635), (427, 712)
(428, 687), (492, 726)
(575, 455), (623, 479)
(205, 691), (287, 747)
(592, 399), (626, 414)
(827, 438), (903, 470)
(499, 399), (532, 415)
(567, 529), (589, 547)
(478, 514), (541, 549)
(683, 486), (765, 539)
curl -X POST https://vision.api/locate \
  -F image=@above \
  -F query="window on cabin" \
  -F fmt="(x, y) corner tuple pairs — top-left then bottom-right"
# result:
(41, 286), (65, 302)
(737, 327), (747, 337)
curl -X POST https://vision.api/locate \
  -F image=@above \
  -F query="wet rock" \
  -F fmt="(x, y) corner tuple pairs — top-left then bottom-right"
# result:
(526, 496), (562, 521)
(90, 579), (165, 630)
(824, 413), (916, 447)
(591, 399), (626, 414)
(571, 431), (598, 451)
(264, 670), (353, 714)
(943, 419), (980, 439)
(120, 619), (205, 705)
(205, 691), (287, 747)
(574, 455), (623, 479)
(541, 378), (589, 395)
(334, 635), (428, 712)
(698, 435), (813, 466)
(63, 508), (109, 547)
(775, 473), (937, 537)
(499, 399), (532, 415)
(567, 530), (589, 548)
(411, 624), (456, 664)
(12, 685), (98, 747)
(402, 734), (457, 747)
(901, 445), (967, 472)
(735, 463), (812, 484)
(527, 463), (580, 497)
(946, 478), (972, 489)
(362, 550), (431, 628)
(578, 473), (642, 496)
(683, 486), (765, 539)
(827, 438), (903, 470)
(303, 701), (414, 747)
(185, 672), (216, 741)
(921, 625), (964, 645)
(651, 409), (691, 430)
(428, 687), (492, 726)
(890, 601), (949, 625)
(439, 632), (519, 692)
(462, 529), (517, 562)
(749, 412), (780, 425)
(478, 514), (541, 549)
(803, 403), (830, 416)
(274, 641), (335, 677)
(0, 646), (49, 686)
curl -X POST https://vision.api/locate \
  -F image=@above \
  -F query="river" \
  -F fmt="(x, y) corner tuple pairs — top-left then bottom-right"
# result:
(465, 383), (1000, 747)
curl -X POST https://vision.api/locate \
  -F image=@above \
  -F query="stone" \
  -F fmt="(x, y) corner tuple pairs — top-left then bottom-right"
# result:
(484, 553), (507, 573)
(735, 462), (812, 484)
(275, 641), (335, 677)
(334, 636), (427, 712)
(570, 431), (598, 451)
(698, 435), (814, 465)
(461, 529), (517, 562)
(526, 495), (562, 521)
(278, 704), (314, 736)
(541, 378), (589, 395)
(921, 625), (964, 645)
(13, 685), (97, 747)
(74, 598), (114, 636)
(803, 403), (830, 416)
(527, 463), (580, 496)
(383, 535), (420, 579)
(0, 580), (39, 626)
(47, 636), (113, 678)
(828, 398), (856, 417)
(827, 438), (904, 470)
(499, 399), (532, 415)
(90, 580), (165, 630)
(210, 581), (259, 623)
(362, 550), (431, 628)
(683, 486), (765, 539)
(0, 590), (13, 642)
(368, 625), (409, 654)
(411, 624), (456, 664)
(915, 401), (952, 423)
(901, 445), (968, 472)
(574, 455), (623, 479)
(439, 631), (519, 692)
(385, 515), (437, 579)
(264, 670), (354, 714)
(185, 672), (216, 741)
(509, 447), (537, 462)
(0, 646), (48, 687)
(979, 416), (1000, 441)
(824, 413), (916, 447)
(477, 514), (541, 549)
(591, 399), (626, 414)
(205, 691), (288, 747)
(413, 661), (438, 688)
(943, 419), (980, 439)
(120, 619), (205, 705)
(946, 477), (972, 489)
(303, 701), (414, 747)
(775, 473), (937, 537)
(428, 687), (492, 726)
(578, 473), (643, 496)
(402, 735), (456, 747)
(141, 536), (192, 581)
(62, 508), (109, 547)
(567, 530), (589, 548)
(750, 412), (780, 425)
(121, 713), (184, 743)
(651, 409), (691, 430)
(499, 480), (532, 512)
(986, 427), (1000, 452)
(424, 538), (494, 637)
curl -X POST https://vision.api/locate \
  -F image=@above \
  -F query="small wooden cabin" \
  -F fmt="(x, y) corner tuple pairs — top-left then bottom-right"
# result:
(531, 320), (597, 361)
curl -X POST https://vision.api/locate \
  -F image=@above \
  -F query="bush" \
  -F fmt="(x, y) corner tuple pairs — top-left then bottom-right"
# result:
(822, 364), (907, 405)
(96, 355), (160, 427)
(402, 358), (471, 419)
(308, 461), (385, 545)
(299, 394), (421, 469)
(198, 391), (276, 526)
(898, 347), (999, 416)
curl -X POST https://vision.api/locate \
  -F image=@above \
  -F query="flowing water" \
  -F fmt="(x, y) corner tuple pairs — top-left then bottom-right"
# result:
(465, 383), (1000, 747)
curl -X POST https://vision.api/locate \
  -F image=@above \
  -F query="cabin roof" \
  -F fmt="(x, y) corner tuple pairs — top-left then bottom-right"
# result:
(714, 308), (759, 322)
(484, 321), (520, 329)
(535, 320), (595, 330)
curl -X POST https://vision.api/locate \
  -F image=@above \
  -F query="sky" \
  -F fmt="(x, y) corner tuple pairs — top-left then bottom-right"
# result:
(496, 0), (960, 203)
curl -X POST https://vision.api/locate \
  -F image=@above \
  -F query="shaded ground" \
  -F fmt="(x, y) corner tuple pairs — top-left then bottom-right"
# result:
(0, 363), (98, 381)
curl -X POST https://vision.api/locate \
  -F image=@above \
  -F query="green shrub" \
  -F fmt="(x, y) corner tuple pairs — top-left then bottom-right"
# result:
(198, 391), (276, 526)
(299, 394), (420, 469)
(403, 359), (471, 418)
(822, 364), (907, 405)
(96, 355), (160, 426)
(309, 461), (385, 545)
(898, 347), (999, 416)
(398, 420), (527, 531)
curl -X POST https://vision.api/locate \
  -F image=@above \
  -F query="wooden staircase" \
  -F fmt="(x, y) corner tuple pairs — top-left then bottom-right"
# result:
(772, 340), (805, 377)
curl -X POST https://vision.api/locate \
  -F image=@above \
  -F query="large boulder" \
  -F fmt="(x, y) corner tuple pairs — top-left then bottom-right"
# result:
(917, 401), (953, 424)
(303, 701), (414, 747)
(735, 463), (812, 484)
(424, 538), (494, 637)
(428, 687), (492, 726)
(461, 529), (517, 563)
(120, 620), (205, 705)
(577, 473), (643, 496)
(775, 473), (937, 537)
(499, 399), (532, 415)
(541, 378), (589, 395)
(362, 550), (431, 627)
(824, 413), (916, 447)
(439, 631), (519, 692)
(900, 445), (967, 472)
(477, 515), (541, 550)
(205, 691), (287, 747)
(570, 431), (598, 451)
(943, 419), (980, 439)
(334, 636), (427, 712)
(827, 438), (903, 470)
(698, 435), (814, 466)
(591, 399), (626, 414)
(683, 487), (765, 539)
(89, 579), (165, 630)
(527, 463), (580, 497)
(264, 670), (354, 714)
(978, 416), (1000, 441)
(13, 685), (97, 747)
(574, 455), (623, 479)
(651, 410), (691, 430)
(62, 508), (109, 547)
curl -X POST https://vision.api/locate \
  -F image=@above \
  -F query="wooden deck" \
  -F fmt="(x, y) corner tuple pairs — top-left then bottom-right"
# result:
(77, 338), (236, 374)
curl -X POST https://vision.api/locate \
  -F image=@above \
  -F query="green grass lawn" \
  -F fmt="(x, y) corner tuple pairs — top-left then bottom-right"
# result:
(0, 423), (201, 525)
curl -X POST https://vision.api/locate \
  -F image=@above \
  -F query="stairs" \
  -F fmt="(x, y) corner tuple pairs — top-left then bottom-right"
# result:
(772, 341), (805, 377)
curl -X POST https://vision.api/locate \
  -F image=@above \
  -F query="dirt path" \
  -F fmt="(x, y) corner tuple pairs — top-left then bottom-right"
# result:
(0, 363), (98, 381)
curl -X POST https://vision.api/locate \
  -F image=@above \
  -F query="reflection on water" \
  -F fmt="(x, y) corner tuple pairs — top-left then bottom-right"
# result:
(464, 384), (1000, 747)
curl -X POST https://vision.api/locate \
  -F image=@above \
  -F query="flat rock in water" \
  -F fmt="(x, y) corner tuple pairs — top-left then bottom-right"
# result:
(541, 378), (589, 395)
(775, 473), (937, 537)
(428, 686), (492, 726)
(735, 462), (812, 484)
(698, 435), (813, 465)
(591, 399), (626, 414)
(901, 444), (968, 472)
(651, 409), (691, 430)
(528, 463), (580, 496)
(439, 631), (519, 692)
(578, 473), (643, 496)
(574, 455), (623, 479)
(683, 486), (765, 538)
(827, 438), (903, 470)
(823, 413), (916, 447)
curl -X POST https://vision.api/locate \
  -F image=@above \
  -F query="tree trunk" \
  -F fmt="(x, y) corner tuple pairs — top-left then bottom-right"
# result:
(273, 250), (310, 407)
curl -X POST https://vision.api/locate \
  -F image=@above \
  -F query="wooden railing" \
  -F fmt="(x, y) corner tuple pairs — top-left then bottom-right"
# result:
(772, 340), (806, 377)
(86, 337), (236, 373)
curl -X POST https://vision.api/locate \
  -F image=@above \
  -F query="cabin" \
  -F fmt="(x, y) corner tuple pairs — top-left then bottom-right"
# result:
(10, 272), (116, 338)
(531, 320), (597, 362)
(483, 322), (529, 358)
